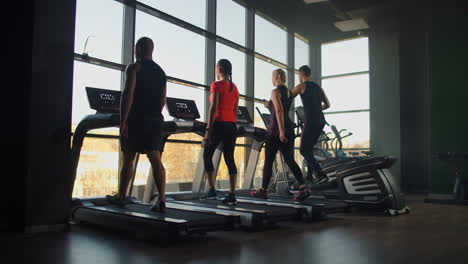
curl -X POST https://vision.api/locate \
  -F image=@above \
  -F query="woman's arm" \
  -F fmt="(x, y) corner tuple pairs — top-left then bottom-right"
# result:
(320, 87), (331, 110)
(270, 89), (287, 142)
(234, 97), (239, 120)
(204, 92), (219, 142)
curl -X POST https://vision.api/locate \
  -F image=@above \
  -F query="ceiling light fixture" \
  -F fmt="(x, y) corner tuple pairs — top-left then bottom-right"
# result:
(334, 18), (370, 32)
(303, 0), (328, 4)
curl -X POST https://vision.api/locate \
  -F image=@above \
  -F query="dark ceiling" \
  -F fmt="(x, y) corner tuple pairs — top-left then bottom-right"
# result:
(244, 0), (465, 43)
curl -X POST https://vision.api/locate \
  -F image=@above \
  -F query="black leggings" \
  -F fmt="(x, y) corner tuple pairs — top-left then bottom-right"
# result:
(262, 134), (304, 189)
(203, 121), (238, 175)
(300, 121), (325, 179)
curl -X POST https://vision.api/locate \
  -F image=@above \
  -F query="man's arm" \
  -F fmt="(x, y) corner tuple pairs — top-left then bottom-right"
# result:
(291, 83), (305, 98)
(160, 85), (167, 112)
(120, 64), (137, 136)
(320, 87), (330, 110)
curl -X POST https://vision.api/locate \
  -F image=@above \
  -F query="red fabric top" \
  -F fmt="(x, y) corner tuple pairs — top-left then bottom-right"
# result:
(210, 81), (240, 122)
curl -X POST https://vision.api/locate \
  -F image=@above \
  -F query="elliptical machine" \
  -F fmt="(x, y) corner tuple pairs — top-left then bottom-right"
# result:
(294, 106), (360, 183)
(256, 106), (411, 215)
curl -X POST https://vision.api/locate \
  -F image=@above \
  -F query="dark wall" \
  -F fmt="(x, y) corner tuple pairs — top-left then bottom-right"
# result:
(429, 12), (468, 195)
(399, 14), (431, 192)
(5, 0), (76, 232)
(3, 2), (35, 231)
(370, 8), (468, 194)
(26, 0), (76, 231)
(368, 14), (402, 183)
(25, 0), (76, 231)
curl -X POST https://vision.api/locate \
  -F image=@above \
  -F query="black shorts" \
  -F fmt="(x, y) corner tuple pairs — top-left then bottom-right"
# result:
(120, 117), (165, 153)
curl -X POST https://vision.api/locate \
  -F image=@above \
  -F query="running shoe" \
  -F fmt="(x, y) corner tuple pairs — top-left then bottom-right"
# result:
(250, 189), (268, 199)
(150, 197), (166, 212)
(105, 194), (127, 207)
(294, 186), (311, 202)
(222, 193), (237, 205)
(202, 187), (218, 199)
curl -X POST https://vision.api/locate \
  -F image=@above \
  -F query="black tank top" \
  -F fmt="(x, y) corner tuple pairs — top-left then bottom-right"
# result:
(129, 59), (167, 120)
(267, 85), (294, 137)
(300, 81), (325, 125)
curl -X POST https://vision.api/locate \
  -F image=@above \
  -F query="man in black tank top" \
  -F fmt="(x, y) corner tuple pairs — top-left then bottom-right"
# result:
(292, 65), (330, 183)
(106, 37), (168, 212)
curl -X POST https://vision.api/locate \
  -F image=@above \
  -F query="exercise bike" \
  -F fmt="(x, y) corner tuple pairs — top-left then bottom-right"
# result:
(425, 152), (468, 205)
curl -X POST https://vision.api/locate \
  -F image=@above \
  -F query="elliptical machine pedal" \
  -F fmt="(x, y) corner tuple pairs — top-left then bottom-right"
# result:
(386, 206), (411, 216)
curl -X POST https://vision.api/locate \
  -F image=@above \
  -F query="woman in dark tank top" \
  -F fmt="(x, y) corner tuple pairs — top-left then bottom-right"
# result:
(266, 83), (294, 138)
(251, 69), (310, 202)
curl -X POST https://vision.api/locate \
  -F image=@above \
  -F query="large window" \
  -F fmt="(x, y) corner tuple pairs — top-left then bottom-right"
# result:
(217, 0), (246, 45)
(321, 37), (370, 150)
(254, 58), (278, 100)
(322, 74), (369, 112)
(254, 58), (280, 127)
(72, 61), (121, 132)
(255, 14), (287, 64)
(72, 0), (312, 197)
(325, 112), (370, 149)
(295, 37), (309, 69)
(74, 0), (123, 63)
(138, 0), (206, 29)
(135, 10), (206, 84)
(216, 42), (246, 94)
(322, 37), (369, 77)
(72, 138), (119, 197)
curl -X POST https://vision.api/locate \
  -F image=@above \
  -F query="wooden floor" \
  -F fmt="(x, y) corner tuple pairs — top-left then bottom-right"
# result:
(5, 195), (468, 264)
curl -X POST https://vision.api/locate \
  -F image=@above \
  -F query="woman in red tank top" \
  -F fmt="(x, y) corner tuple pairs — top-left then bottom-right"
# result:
(203, 59), (240, 205)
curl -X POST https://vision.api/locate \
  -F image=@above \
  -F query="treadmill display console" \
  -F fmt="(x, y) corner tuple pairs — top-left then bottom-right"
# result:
(86, 87), (121, 114)
(237, 106), (253, 125)
(166, 97), (200, 120)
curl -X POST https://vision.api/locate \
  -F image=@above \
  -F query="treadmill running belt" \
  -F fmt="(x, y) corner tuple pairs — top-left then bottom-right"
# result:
(235, 195), (347, 214)
(191, 199), (298, 217)
(122, 204), (227, 227)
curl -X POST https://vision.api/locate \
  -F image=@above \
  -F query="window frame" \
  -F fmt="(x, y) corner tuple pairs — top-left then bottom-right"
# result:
(72, 0), (315, 196)
(320, 36), (371, 151)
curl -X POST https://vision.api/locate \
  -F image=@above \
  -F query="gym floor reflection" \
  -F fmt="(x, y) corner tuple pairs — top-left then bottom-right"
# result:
(7, 195), (468, 264)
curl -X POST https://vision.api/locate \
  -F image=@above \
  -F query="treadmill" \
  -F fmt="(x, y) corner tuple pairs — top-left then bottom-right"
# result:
(158, 101), (309, 229)
(258, 106), (410, 216)
(69, 87), (240, 241)
(231, 106), (347, 215)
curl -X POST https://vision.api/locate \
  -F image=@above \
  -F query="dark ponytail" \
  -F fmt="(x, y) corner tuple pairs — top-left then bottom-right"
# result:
(217, 59), (234, 92)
